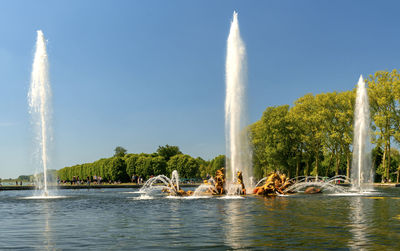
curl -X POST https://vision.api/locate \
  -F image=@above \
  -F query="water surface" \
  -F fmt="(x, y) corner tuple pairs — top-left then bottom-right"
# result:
(1, 187), (400, 250)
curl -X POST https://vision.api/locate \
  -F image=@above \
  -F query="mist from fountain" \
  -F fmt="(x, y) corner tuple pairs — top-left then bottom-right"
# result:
(225, 11), (253, 193)
(351, 75), (373, 192)
(28, 30), (52, 196)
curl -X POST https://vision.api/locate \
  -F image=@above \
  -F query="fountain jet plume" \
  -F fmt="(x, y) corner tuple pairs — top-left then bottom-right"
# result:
(28, 30), (52, 196)
(225, 11), (253, 192)
(351, 75), (373, 192)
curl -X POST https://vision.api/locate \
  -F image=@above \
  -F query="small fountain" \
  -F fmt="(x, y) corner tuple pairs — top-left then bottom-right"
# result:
(28, 30), (52, 197)
(225, 11), (253, 193)
(192, 180), (218, 197)
(351, 75), (373, 192)
(282, 175), (349, 194)
(139, 170), (193, 196)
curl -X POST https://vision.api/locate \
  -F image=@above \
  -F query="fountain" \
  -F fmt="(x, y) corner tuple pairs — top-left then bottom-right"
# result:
(139, 170), (193, 196)
(28, 30), (52, 196)
(351, 75), (373, 192)
(192, 181), (218, 197)
(225, 11), (253, 193)
(253, 75), (374, 196)
(281, 175), (349, 194)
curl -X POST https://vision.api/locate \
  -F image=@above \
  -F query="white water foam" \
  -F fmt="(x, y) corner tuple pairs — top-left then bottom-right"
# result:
(218, 195), (245, 200)
(132, 195), (154, 200)
(21, 195), (68, 200)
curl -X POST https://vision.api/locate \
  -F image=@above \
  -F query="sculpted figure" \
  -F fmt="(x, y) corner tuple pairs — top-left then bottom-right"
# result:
(253, 172), (294, 196)
(214, 168), (226, 195)
(237, 171), (246, 195)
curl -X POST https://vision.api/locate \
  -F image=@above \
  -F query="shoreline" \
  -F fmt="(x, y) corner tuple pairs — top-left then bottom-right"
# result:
(0, 182), (399, 191)
(0, 183), (201, 191)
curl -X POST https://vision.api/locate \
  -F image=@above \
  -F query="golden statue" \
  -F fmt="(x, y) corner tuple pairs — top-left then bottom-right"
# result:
(214, 167), (226, 195)
(253, 172), (293, 196)
(237, 171), (246, 195)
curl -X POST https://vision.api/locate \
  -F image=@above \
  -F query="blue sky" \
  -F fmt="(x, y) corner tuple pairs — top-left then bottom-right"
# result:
(1, 1), (400, 178)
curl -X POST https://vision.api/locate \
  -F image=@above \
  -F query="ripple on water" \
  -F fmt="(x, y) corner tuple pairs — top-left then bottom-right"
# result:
(218, 195), (245, 200)
(20, 195), (69, 200)
(2, 187), (400, 250)
(131, 195), (154, 200)
(166, 195), (213, 200)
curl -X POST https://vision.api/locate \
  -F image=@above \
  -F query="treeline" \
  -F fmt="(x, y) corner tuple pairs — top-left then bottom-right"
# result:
(250, 70), (400, 182)
(58, 70), (400, 183)
(57, 145), (226, 182)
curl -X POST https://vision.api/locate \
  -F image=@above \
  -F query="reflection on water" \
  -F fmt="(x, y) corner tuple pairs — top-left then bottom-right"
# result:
(42, 202), (54, 250)
(223, 200), (254, 249)
(348, 197), (369, 249)
(1, 188), (400, 249)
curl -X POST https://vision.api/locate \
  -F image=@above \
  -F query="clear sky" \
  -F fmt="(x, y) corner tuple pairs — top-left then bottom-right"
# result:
(1, 0), (400, 178)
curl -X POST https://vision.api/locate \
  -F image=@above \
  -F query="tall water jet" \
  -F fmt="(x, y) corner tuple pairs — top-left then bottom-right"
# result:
(28, 30), (52, 196)
(225, 12), (253, 192)
(351, 75), (373, 192)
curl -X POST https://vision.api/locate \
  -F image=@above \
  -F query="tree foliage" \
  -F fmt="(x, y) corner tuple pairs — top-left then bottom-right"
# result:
(167, 154), (199, 179)
(114, 146), (127, 157)
(249, 69), (400, 182)
(58, 146), (201, 182)
(157, 144), (182, 161)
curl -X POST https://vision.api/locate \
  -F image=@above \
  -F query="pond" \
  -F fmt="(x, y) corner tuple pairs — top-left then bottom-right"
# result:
(1, 187), (400, 250)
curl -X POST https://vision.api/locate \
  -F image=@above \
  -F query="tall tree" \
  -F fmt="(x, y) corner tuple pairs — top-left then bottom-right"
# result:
(367, 70), (400, 181)
(250, 119), (268, 178)
(317, 91), (355, 177)
(291, 94), (325, 177)
(157, 145), (182, 161)
(250, 105), (302, 179)
(114, 146), (127, 157)
(167, 154), (199, 179)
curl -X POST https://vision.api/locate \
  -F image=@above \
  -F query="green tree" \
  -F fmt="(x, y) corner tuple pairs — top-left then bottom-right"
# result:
(125, 154), (139, 177)
(256, 105), (298, 177)
(135, 156), (152, 179)
(317, 91), (355, 177)
(290, 94), (325, 177)
(210, 155), (225, 177)
(199, 155), (225, 178)
(196, 157), (209, 178)
(367, 70), (400, 181)
(114, 146), (127, 157)
(250, 119), (269, 179)
(157, 144), (182, 161)
(167, 154), (199, 179)
(150, 156), (167, 176)
(108, 157), (128, 181)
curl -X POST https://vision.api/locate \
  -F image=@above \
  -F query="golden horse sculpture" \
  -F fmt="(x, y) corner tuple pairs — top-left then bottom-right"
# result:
(237, 171), (246, 195)
(214, 167), (226, 195)
(162, 184), (194, 196)
(253, 173), (293, 196)
(205, 168), (246, 195)
(164, 167), (247, 196)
